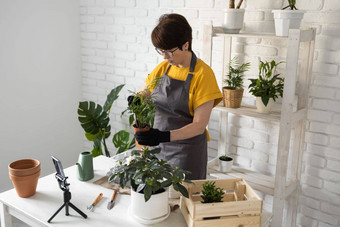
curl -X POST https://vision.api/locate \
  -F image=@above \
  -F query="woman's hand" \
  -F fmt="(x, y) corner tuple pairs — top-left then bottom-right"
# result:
(135, 128), (170, 146)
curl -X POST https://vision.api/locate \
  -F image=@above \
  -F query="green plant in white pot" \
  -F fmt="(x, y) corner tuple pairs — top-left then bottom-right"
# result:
(272, 0), (304, 36)
(107, 147), (190, 224)
(223, 0), (245, 34)
(248, 60), (284, 113)
(223, 57), (250, 108)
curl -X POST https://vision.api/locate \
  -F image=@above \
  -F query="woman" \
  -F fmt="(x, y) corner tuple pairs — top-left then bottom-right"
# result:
(134, 13), (222, 180)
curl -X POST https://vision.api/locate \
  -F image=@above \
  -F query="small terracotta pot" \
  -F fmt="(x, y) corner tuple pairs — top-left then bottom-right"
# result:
(9, 159), (40, 177)
(9, 170), (40, 198)
(8, 159), (41, 197)
(133, 124), (150, 150)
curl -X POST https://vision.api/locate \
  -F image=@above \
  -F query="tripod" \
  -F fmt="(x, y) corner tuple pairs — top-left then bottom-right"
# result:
(48, 175), (87, 223)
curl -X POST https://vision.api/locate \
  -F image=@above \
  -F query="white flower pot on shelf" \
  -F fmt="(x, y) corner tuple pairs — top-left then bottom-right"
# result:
(272, 10), (305, 36)
(256, 97), (274, 113)
(219, 156), (233, 172)
(130, 188), (170, 224)
(222, 8), (245, 34)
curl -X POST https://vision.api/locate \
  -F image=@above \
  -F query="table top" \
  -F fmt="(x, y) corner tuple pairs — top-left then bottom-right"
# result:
(0, 156), (187, 227)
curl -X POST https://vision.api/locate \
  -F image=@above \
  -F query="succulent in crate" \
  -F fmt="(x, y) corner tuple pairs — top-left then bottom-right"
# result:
(201, 181), (225, 203)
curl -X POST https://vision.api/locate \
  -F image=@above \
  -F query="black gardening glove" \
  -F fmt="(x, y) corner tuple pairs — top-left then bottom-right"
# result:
(135, 128), (170, 146)
(127, 95), (141, 107)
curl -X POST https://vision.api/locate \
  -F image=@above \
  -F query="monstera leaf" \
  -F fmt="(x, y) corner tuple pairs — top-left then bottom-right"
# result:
(78, 101), (110, 135)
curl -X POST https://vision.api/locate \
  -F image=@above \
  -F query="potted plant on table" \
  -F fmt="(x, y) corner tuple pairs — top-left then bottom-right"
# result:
(272, 0), (305, 36)
(223, 0), (245, 33)
(107, 146), (190, 224)
(201, 181), (225, 203)
(78, 84), (135, 157)
(248, 60), (285, 113)
(223, 57), (250, 108)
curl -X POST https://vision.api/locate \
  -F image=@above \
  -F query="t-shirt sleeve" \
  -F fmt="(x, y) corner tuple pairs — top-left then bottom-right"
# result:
(192, 63), (223, 110)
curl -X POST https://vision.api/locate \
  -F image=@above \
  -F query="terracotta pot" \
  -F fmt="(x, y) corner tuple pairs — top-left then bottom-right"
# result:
(8, 159), (41, 197)
(133, 124), (150, 150)
(8, 159), (40, 177)
(9, 170), (40, 198)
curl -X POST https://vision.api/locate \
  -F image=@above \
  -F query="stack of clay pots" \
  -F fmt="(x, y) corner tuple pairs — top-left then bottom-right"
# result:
(8, 159), (40, 198)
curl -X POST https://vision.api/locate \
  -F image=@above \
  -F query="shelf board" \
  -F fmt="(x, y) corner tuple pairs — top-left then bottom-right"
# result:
(214, 105), (281, 121)
(212, 27), (288, 40)
(208, 158), (275, 195)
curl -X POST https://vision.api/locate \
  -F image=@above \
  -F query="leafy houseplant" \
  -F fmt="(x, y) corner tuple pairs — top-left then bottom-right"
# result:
(223, 0), (245, 34)
(219, 155), (233, 172)
(223, 57), (250, 108)
(248, 60), (284, 112)
(201, 181), (225, 203)
(272, 0), (304, 36)
(78, 84), (135, 157)
(108, 146), (190, 202)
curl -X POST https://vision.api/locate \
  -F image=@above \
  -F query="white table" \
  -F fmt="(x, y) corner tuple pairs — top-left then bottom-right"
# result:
(0, 156), (187, 227)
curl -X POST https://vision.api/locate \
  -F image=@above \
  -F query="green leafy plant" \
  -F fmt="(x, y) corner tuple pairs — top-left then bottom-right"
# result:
(201, 181), (225, 203)
(282, 0), (297, 10)
(224, 57), (250, 90)
(248, 60), (284, 107)
(78, 84), (135, 157)
(122, 77), (161, 129)
(108, 147), (191, 202)
(113, 130), (135, 155)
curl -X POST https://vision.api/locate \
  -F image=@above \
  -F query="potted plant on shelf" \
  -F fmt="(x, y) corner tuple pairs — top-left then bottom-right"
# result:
(201, 181), (225, 203)
(107, 146), (190, 224)
(248, 60), (284, 113)
(78, 84), (135, 157)
(219, 155), (234, 172)
(223, 0), (245, 33)
(223, 57), (250, 108)
(272, 0), (305, 36)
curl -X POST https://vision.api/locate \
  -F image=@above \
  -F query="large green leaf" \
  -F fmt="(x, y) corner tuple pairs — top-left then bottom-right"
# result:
(103, 84), (125, 113)
(78, 101), (110, 134)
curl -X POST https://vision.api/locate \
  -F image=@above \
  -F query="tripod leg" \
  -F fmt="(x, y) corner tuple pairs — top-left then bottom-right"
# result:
(48, 203), (66, 223)
(69, 202), (87, 219)
(65, 202), (69, 216)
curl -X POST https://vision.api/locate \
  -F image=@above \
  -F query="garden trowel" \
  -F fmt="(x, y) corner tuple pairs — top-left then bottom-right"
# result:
(107, 189), (117, 210)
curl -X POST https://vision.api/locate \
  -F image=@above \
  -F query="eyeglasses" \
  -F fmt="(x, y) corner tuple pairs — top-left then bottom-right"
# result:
(155, 47), (179, 58)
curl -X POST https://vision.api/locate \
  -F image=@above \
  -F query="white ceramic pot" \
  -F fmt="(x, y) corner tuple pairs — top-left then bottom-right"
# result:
(222, 8), (245, 34)
(130, 188), (170, 224)
(219, 156), (233, 172)
(256, 97), (274, 113)
(168, 185), (181, 199)
(272, 10), (304, 36)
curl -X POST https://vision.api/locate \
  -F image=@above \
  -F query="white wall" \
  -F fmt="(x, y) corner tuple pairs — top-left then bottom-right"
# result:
(78, 0), (340, 226)
(0, 0), (83, 192)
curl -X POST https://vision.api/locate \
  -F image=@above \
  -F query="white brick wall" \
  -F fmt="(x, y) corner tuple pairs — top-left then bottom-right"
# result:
(79, 0), (340, 226)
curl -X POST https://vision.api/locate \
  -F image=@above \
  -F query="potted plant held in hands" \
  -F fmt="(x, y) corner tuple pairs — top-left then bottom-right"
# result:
(108, 147), (190, 224)
(272, 0), (305, 36)
(223, 57), (250, 108)
(223, 0), (245, 33)
(248, 60), (285, 113)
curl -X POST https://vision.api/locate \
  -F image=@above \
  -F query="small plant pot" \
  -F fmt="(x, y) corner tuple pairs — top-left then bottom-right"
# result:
(222, 8), (245, 34)
(219, 156), (233, 172)
(133, 124), (150, 150)
(272, 10), (305, 36)
(223, 87), (244, 108)
(256, 97), (274, 113)
(130, 188), (170, 224)
(9, 169), (40, 198)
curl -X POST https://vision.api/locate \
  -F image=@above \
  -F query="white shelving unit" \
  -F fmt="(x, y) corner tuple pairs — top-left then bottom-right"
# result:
(203, 25), (316, 227)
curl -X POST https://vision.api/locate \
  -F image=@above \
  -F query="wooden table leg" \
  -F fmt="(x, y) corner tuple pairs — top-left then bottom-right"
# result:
(0, 202), (13, 227)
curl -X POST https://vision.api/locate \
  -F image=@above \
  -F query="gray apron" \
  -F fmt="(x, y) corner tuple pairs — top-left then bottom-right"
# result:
(152, 52), (207, 180)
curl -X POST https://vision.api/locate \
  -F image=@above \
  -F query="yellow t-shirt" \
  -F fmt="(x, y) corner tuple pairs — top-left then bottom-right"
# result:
(146, 59), (222, 116)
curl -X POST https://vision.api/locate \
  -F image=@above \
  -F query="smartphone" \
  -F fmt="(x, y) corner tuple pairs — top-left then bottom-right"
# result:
(51, 156), (66, 179)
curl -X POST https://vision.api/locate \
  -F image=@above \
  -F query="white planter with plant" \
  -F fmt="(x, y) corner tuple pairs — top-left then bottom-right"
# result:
(272, 0), (304, 36)
(248, 60), (284, 113)
(223, 57), (250, 108)
(222, 0), (245, 34)
(108, 147), (190, 224)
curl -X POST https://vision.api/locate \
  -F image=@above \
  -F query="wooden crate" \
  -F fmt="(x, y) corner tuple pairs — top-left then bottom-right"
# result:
(180, 178), (262, 227)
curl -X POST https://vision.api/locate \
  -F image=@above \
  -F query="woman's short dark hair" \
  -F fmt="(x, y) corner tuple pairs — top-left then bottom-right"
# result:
(151, 14), (192, 51)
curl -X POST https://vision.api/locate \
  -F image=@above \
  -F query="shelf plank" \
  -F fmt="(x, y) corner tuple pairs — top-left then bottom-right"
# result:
(214, 105), (281, 121)
(212, 27), (287, 40)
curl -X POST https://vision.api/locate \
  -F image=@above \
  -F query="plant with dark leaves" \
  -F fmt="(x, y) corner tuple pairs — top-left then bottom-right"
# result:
(201, 181), (225, 203)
